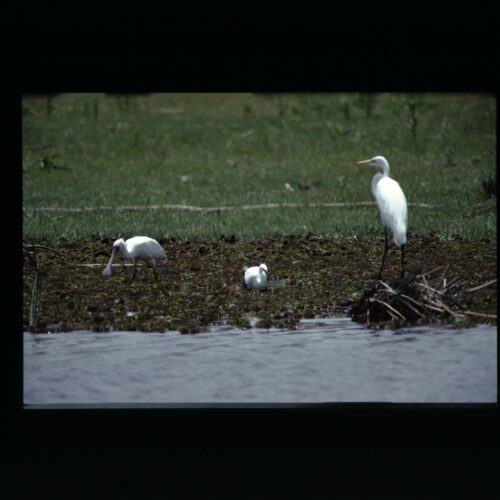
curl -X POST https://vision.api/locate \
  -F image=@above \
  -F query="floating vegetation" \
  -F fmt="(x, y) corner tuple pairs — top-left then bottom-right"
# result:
(22, 235), (496, 334)
(350, 266), (497, 328)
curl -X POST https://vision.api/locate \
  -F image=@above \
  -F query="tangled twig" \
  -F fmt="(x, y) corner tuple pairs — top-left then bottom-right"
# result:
(350, 266), (496, 325)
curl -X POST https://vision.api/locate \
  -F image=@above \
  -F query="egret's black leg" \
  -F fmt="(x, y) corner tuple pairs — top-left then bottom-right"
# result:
(132, 261), (137, 281)
(378, 227), (388, 280)
(152, 267), (158, 280)
(401, 244), (405, 279)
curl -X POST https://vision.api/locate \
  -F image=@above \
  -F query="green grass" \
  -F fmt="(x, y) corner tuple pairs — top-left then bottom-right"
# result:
(22, 93), (496, 241)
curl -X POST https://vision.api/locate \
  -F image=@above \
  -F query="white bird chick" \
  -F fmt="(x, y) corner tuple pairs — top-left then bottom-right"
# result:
(243, 263), (284, 290)
(102, 236), (167, 280)
(356, 155), (408, 279)
(244, 263), (269, 289)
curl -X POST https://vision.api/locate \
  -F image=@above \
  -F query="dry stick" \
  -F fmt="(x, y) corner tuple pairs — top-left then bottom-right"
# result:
(445, 276), (466, 289)
(394, 296), (426, 319)
(417, 266), (464, 318)
(416, 266), (447, 280)
(466, 279), (497, 293)
(24, 201), (441, 213)
(417, 275), (444, 294)
(368, 297), (407, 320)
(76, 263), (144, 267)
(398, 292), (427, 310)
(384, 309), (400, 321)
(438, 264), (450, 286)
(417, 282), (445, 296)
(431, 297), (463, 318)
(460, 310), (497, 319)
(440, 271), (467, 291)
(369, 301), (399, 321)
(424, 304), (447, 314)
(378, 280), (397, 293)
(374, 283), (426, 318)
(23, 244), (64, 257)
(421, 274), (431, 303)
(381, 285), (426, 312)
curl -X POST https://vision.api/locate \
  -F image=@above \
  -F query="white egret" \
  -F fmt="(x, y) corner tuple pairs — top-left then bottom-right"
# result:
(102, 236), (167, 280)
(356, 156), (407, 279)
(243, 263), (284, 290)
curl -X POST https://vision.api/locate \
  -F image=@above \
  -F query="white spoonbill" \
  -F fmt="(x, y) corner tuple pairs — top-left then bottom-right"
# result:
(243, 263), (284, 290)
(102, 236), (167, 280)
(356, 155), (407, 279)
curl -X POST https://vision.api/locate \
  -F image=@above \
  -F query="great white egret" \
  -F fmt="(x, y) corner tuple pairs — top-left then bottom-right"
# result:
(102, 236), (167, 280)
(243, 263), (284, 290)
(356, 155), (407, 279)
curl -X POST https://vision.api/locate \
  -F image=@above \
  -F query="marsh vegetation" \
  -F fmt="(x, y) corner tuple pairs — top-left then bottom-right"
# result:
(22, 93), (496, 332)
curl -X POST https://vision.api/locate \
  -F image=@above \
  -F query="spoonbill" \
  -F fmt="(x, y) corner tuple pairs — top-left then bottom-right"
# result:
(102, 236), (167, 280)
(356, 155), (407, 279)
(243, 263), (284, 289)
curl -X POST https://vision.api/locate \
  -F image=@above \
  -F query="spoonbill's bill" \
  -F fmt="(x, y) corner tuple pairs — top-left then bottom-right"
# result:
(243, 263), (284, 289)
(356, 156), (407, 279)
(102, 236), (167, 280)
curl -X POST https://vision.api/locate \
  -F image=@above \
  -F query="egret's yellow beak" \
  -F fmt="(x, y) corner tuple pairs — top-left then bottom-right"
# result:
(356, 159), (372, 165)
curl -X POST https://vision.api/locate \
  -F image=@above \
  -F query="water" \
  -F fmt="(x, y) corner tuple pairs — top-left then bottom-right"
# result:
(23, 318), (497, 405)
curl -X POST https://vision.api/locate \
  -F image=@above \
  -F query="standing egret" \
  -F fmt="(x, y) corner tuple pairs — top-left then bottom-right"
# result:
(102, 236), (167, 280)
(243, 263), (284, 289)
(356, 156), (407, 279)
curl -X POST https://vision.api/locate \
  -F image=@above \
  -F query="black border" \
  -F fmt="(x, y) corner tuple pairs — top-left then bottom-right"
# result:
(4, 7), (498, 495)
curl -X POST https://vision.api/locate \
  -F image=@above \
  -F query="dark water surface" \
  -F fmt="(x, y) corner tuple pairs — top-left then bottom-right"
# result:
(24, 318), (497, 405)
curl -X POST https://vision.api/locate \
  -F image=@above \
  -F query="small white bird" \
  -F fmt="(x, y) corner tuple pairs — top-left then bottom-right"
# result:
(356, 155), (408, 279)
(102, 236), (167, 280)
(243, 263), (284, 290)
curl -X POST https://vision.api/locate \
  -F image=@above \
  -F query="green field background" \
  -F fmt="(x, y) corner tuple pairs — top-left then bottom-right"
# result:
(22, 93), (496, 241)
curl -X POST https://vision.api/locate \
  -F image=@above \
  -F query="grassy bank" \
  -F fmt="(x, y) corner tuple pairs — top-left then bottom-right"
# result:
(23, 93), (496, 241)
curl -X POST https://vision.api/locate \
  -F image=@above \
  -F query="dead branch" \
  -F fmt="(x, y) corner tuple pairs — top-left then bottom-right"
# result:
(466, 279), (497, 293)
(351, 263), (495, 325)
(23, 244), (64, 257)
(460, 310), (497, 319)
(368, 297), (407, 320)
(23, 201), (441, 213)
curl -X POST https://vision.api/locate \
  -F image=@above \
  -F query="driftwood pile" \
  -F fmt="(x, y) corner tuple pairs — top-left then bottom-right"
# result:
(350, 266), (496, 325)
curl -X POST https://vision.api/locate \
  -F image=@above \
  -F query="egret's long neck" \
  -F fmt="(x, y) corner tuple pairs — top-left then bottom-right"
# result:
(371, 173), (383, 195)
(379, 160), (390, 177)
